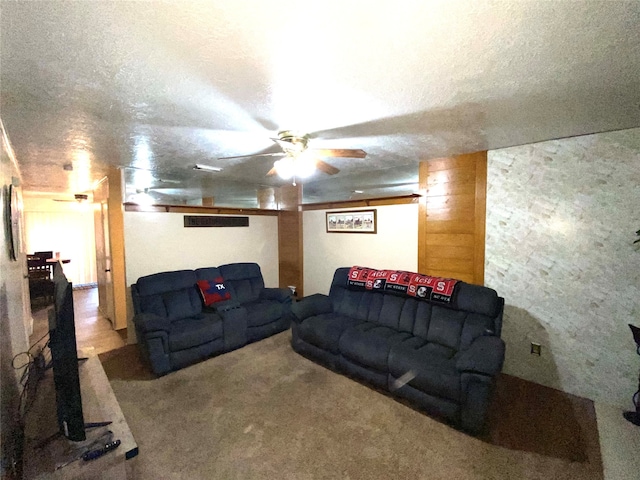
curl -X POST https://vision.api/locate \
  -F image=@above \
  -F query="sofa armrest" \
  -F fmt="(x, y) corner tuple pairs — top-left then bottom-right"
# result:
(455, 336), (505, 376)
(133, 312), (171, 334)
(260, 287), (292, 303)
(291, 294), (333, 323)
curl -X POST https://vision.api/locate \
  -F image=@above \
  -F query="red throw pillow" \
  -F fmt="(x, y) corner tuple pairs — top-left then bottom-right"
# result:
(197, 278), (231, 306)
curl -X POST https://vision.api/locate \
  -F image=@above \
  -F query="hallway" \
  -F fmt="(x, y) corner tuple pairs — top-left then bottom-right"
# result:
(30, 287), (126, 356)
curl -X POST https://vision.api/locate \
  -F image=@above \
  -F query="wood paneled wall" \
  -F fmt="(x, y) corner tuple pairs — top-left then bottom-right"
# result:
(102, 167), (128, 329)
(301, 194), (420, 211)
(277, 185), (304, 296)
(418, 151), (487, 285)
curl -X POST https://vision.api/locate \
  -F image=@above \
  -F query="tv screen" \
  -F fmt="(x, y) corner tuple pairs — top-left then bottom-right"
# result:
(47, 262), (85, 441)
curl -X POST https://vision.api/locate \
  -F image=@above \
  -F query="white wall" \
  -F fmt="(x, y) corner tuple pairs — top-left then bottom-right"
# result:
(124, 211), (280, 286)
(303, 204), (419, 295)
(1, 122), (31, 471)
(485, 127), (640, 407)
(22, 195), (97, 286)
(0, 132), (30, 364)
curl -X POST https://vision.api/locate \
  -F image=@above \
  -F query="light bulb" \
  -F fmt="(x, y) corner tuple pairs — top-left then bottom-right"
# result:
(130, 191), (155, 206)
(275, 157), (295, 180)
(295, 157), (315, 179)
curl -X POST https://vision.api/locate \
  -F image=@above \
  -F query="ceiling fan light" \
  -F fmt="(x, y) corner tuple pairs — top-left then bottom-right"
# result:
(274, 157), (295, 180)
(129, 189), (155, 206)
(295, 158), (315, 179)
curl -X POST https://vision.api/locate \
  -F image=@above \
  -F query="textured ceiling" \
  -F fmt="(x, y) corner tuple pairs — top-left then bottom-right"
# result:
(2, 1), (639, 207)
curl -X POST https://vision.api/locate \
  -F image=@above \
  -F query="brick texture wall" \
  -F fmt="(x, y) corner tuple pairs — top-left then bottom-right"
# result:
(485, 128), (640, 407)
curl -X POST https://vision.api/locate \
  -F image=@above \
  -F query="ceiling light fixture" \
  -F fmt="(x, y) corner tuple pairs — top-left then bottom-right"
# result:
(273, 153), (315, 185)
(130, 188), (155, 206)
(194, 164), (223, 172)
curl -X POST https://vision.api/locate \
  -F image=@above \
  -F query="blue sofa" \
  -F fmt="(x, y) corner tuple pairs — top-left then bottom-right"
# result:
(131, 262), (291, 375)
(291, 267), (505, 434)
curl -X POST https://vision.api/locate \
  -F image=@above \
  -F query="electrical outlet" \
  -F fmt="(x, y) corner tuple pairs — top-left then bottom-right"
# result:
(530, 342), (542, 356)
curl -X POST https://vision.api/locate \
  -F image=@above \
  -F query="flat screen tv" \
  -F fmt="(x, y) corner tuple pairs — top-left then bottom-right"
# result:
(47, 262), (85, 441)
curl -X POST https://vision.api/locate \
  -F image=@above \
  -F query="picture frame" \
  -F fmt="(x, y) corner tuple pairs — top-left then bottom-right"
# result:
(326, 209), (377, 234)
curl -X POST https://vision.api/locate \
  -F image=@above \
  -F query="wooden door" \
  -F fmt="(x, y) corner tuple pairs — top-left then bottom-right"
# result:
(93, 178), (115, 323)
(418, 151), (487, 285)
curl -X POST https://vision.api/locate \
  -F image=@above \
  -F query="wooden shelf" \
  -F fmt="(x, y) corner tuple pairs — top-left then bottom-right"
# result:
(22, 354), (137, 479)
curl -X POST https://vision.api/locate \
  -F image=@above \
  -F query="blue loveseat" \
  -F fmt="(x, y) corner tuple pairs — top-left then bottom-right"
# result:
(291, 267), (505, 434)
(131, 262), (291, 375)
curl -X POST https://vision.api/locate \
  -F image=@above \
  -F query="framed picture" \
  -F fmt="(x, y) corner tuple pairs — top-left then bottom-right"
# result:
(326, 209), (377, 234)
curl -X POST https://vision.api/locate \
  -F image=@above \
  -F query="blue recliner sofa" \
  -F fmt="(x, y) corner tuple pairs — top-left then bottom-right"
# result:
(131, 262), (291, 375)
(291, 267), (505, 434)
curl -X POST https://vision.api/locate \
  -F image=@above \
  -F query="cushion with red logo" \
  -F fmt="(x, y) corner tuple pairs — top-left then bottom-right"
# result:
(197, 278), (231, 306)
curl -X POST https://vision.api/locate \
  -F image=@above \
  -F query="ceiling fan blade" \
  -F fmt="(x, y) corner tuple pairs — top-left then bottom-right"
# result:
(266, 166), (277, 176)
(270, 137), (289, 149)
(310, 148), (367, 159)
(217, 152), (285, 161)
(315, 160), (340, 175)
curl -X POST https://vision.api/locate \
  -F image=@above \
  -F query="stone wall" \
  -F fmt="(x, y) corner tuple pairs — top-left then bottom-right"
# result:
(485, 128), (640, 407)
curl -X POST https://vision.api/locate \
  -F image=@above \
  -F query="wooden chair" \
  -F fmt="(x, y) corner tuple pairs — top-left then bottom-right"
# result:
(27, 254), (54, 305)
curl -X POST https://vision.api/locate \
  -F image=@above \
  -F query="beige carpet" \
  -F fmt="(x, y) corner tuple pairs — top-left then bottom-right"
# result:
(103, 332), (603, 479)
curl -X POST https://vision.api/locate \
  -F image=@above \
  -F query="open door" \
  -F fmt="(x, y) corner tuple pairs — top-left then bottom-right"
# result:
(93, 178), (115, 323)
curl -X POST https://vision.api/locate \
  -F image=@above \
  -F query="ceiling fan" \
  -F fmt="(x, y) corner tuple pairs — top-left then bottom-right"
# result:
(53, 192), (91, 203)
(216, 130), (367, 183)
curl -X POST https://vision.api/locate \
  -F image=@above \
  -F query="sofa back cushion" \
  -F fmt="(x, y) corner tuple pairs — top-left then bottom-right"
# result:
(218, 263), (265, 304)
(135, 270), (202, 321)
(330, 267), (504, 351)
(195, 267), (222, 280)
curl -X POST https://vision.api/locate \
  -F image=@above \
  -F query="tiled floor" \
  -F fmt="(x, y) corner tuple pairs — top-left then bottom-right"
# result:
(32, 288), (640, 479)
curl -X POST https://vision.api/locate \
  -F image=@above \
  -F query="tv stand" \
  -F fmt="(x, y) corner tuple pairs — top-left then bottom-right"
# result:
(34, 421), (113, 450)
(22, 353), (137, 479)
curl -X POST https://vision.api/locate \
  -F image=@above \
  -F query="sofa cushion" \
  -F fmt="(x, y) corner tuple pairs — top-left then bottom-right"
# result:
(298, 314), (361, 354)
(421, 306), (466, 351)
(194, 267), (223, 281)
(164, 288), (204, 321)
(168, 315), (223, 352)
(218, 263), (265, 304)
(136, 270), (197, 296)
(369, 294), (407, 330)
(339, 323), (412, 372)
(243, 300), (282, 327)
(139, 287), (203, 321)
(138, 294), (167, 318)
(135, 270), (202, 320)
(388, 337), (460, 401)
